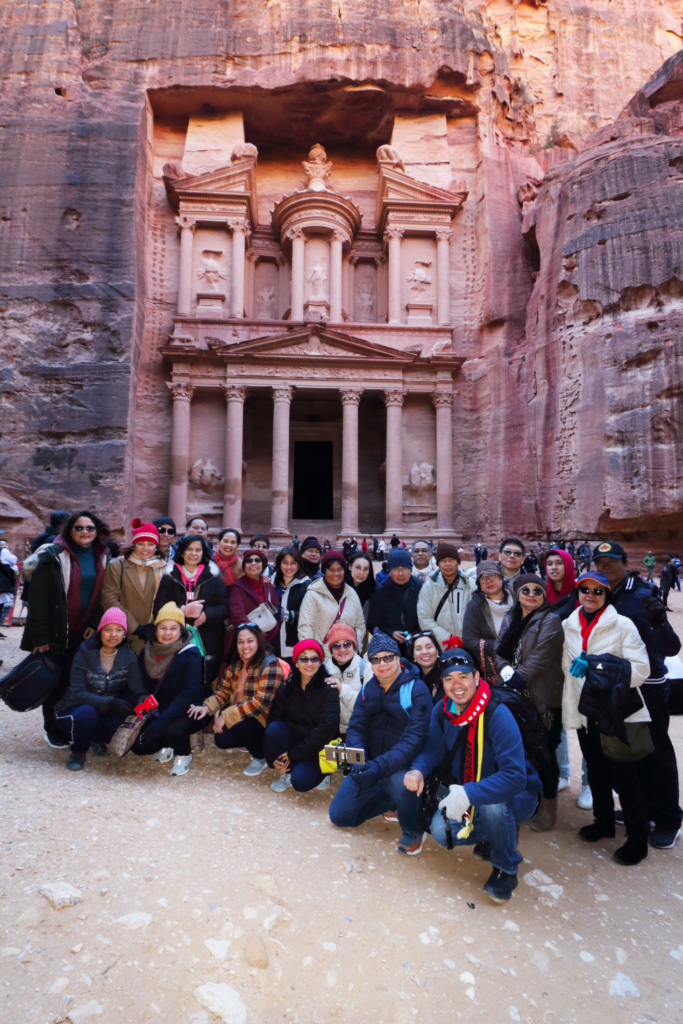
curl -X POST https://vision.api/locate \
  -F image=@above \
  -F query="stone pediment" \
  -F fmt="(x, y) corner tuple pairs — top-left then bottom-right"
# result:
(164, 157), (258, 228)
(376, 164), (468, 234)
(216, 326), (412, 364)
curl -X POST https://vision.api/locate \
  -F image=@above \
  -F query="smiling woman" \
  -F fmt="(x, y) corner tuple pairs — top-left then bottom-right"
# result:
(101, 519), (168, 655)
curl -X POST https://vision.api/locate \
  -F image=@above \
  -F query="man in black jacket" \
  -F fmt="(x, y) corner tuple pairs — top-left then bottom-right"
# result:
(367, 549), (422, 651)
(593, 541), (682, 849)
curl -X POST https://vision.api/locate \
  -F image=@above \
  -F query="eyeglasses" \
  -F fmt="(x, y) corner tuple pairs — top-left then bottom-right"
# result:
(158, 527), (175, 535)
(519, 587), (545, 597)
(369, 654), (397, 665)
(502, 549), (523, 558)
(479, 574), (502, 583)
(330, 641), (354, 651)
(298, 655), (321, 664)
(73, 525), (96, 533)
(579, 586), (605, 596)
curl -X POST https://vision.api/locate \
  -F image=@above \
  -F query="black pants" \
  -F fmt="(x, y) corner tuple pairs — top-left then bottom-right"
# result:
(637, 684), (683, 833)
(42, 637), (84, 737)
(131, 714), (205, 757)
(544, 706), (563, 799)
(214, 716), (265, 759)
(577, 721), (650, 842)
(660, 587), (670, 608)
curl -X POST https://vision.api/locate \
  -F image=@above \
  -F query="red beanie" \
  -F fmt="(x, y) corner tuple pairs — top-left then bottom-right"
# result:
(131, 518), (159, 545)
(320, 549), (347, 572)
(292, 639), (324, 663)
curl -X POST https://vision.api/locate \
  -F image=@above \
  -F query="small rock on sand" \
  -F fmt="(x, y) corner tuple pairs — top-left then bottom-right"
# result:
(14, 907), (41, 929)
(193, 982), (247, 1024)
(114, 912), (152, 930)
(39, 883), (83, 910)
(66, 999), (104, 1023)
(243, 933), (268, 969)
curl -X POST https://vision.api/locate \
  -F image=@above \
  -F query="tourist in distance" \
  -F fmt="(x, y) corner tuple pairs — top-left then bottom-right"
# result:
(367, 548), (423, 652)
(299, 536), (323, 580)
(498, 537), (526, 586)
(328, 630), (432, 854)
(297, 550), (365, 658)
(660, 556), (674, 608)
(152, 534), (229, 688)
(272, 545), (311, 662)
(346, 550), (376, 624)
(474, 542), (482, 567)
(132, 602), (205, 776)
(188, 623), (286, 777)
(672, 554), (682, 591)
(153, 516), (177, 561)
(227, 548), (281, 647)
(54, 608), (145, 771)
(592, 541), (682, 850)
(375, 560), (390, 585)
(411, 539), (436, 583)
(323, 622), (373, 734)
(408, 630), (444, 703)
(0, 542), (18, 635)
(29, 509), (70, 553)
(577, 540), (592, 573)
(101, 519), (167, 655)
(494, 574), (564, 832)
(404, 649), (542, 903)
(22, 509), (111, 749)
(377, 536), (386, 558)
(416, 543), (476, 647)
(562, 570), (652, 864)
(461, 560), (514, 677)
(212, 527), (243, 587)
(265, 638), (340, 793)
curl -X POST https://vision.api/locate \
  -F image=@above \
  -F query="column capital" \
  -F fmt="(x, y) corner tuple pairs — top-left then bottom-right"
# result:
(349, 253), (360, 267)
(339, 386), (364, 406)
(374, 253), (387, 267)
(245, 249), (259, 264)
(222, 383), (248, 404)
(384, 226), (404, 242)
(331, 228), (346, 244)
(274, 253), (286, 268)
(228, 217), (248, 233)
(432, 390), (454, 408)
(435, 228), (453, 243)
(167, 380), (194, 402)
(175, 215), (196, 231)
(286, 226), (305, 242)
(383, 388), (404, 408)
(272, 384), (294, 403)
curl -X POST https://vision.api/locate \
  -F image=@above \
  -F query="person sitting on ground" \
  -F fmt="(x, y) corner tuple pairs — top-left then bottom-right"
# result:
(299, 536), (324, 580)
(498, 537), (526, 586)
(132, 603), (205, 776)
(273, 545), (311, 662)
(297, 550), (366, 659)
(265, 639), (340, 793)
(228, 548), (281, 647)
(346, 551), (376, 624)
(411, 540), (436, 583)
(404, 649), (542, 903)
(367, 548), (423, 653)
(323, 622), (373, 734)
(408, 630), (444, 704)
(54, 608), (146, 771)
(328, 630), (432, 855)
(461, 560), (513, 677)
(544, 548), (577, 620)
(417, 544), (476, 648)
(153, 517), (177, 562)
(212, 527), (243, 587)
(189, 623), (285, 777)
(30, 510), (71, 554)
(101, 519), (167, 655)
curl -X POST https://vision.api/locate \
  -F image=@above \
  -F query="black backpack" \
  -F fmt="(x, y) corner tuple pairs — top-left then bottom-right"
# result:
(0, 652), (62, 712)
(484, 686), (558, 799)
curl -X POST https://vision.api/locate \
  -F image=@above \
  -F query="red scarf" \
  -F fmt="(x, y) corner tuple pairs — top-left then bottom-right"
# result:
(247, 574), (265, 602)
(54, 535), (106, 637)
(213, 551), (239, 586)
(443, 679), (491, 785)
(579, 606), (608, 651)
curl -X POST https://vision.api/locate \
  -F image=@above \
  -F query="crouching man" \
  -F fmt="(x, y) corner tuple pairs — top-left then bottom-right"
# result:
(329, 630), (432, 855)
(404, 650), (542, 903)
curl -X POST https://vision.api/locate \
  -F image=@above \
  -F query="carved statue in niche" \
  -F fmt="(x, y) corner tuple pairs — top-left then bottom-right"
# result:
(407, 462), (436, 497)
(197, 251), (227, 291)
(307, 262), (328, 300)
(256, 286), (277, 319)
(356, 281), (375, 320)
(406, 261), (432, 295)
(302, 143), (333, 192)
(188, 459), (224, 494)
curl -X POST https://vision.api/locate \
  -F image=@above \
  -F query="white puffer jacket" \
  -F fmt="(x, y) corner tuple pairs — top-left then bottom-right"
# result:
(416, 569), (476, 643)
(324, 653), (374, 730)
(297, 578), (366, 658)
(562, 604), (651, 730)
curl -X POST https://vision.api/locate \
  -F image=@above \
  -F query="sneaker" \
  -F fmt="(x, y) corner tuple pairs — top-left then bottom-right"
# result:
(613, 838), (648, 865)
(45, 732), (69, 749)
(579, 820), (616, 843)
(155, 747), (174, 763)
(397, 833), (426, 856)
(170, 754), (192, 776)
(483, 867), (518, 903)
(383, 810), (399, 823)
(473, 840), (491, 862)
(190, 731), (205, 754)
(243, 757), (267, 777)
(271, 773), (292, 793)
(577, 785), (593, 810)
(314, 775), (331, 791)
(616, 810), (655, 828)
(91, 742), (109, 757)
(557, 777), (571, 792)
(648, 827), (681, 849)
(66, 752), (85, 771)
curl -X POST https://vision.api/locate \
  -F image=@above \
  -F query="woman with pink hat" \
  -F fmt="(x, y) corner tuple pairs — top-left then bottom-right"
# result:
(101, 519), (167, 654)
(53, 608), (146, 772)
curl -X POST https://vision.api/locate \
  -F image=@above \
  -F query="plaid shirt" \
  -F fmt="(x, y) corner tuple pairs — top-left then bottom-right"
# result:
(204, 656), (284, 727)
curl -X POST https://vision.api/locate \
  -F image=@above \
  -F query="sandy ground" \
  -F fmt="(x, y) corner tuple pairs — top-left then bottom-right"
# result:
(1, 577), (682, 1024)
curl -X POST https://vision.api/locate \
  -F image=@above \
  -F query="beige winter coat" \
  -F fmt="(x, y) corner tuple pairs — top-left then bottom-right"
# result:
(101, 556), (167, 653)
(297, 578), (366, 659)
(562, 604), (651, 730)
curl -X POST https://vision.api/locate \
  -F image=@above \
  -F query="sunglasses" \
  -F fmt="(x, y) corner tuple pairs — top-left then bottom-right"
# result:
(245, 558), (263, 565)
(298, 655), (321, 664)
(237, 622), (258, 630)
(502, 549), (523, 558)
(579, 586), (605, 596)
(369, 654), (397, 665)
(158, 527), (175, 535)
(330, 641), (355, 651)
(519, 587), (545, 597)
(73, 525), (96, 533)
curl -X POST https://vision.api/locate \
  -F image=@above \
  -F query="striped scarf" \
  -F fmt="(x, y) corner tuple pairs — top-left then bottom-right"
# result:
(443, 679), (491, 838)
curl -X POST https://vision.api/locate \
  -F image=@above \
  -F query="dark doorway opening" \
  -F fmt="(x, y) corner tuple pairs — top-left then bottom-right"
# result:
(292, 441), (334, 519)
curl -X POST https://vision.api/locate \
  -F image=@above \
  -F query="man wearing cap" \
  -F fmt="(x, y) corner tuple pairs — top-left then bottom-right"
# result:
(417, 544), (476, 648)
(404, 649), (541, 902)
(593, 541), (682, 850)
(329, 630), (432, 855)
(367, 548), (423, 649)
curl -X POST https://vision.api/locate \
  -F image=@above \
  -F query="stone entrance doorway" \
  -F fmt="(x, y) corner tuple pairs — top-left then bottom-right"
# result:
(292, 440), (334, 520)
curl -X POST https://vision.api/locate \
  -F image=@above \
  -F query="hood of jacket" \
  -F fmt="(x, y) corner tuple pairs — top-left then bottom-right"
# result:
(544, 549), (576, 604)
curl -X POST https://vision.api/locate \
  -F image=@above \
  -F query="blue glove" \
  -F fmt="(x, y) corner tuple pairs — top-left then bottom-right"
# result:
(506, 670), (527, 692)
(570, 651), (589, 678)
(350, 761), (381, 791)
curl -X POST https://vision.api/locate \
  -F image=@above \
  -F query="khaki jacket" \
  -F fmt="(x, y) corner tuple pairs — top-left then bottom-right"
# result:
(101, 556), (166, 653)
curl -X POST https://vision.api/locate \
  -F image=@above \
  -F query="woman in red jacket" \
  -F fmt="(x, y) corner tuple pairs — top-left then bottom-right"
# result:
(228, 549), (281, 646)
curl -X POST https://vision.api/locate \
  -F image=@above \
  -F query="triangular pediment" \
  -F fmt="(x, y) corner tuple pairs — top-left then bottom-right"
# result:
(376, 164), (467, 232)
(174, 157), (256, 196)
(218, 326), (413, 363)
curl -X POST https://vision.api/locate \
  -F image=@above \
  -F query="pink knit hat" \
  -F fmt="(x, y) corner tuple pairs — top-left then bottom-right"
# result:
(98, 607), (128, 633)
(131, 518), (159, 545)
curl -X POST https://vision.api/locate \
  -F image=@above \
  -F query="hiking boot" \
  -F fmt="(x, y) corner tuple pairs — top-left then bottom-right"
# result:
(91, 742), (108, 757)
(577, 785), (593, 810)
(271, 773), (292, 793)
(66, 752), (86, 771)
(473, 840), (491, 862)
(613, 838), (648, 865)
(528, 794), (558, 833)
(243, 757), (267, 777)
(169, 754), (192, 776)
(155, 747), (174, 763)
(579, 820), (616, 843)
(648, 827), (681, 849)
(483, 867), (518, 903)
(45, 732), (69, 749)
(397, 833), (426, 856)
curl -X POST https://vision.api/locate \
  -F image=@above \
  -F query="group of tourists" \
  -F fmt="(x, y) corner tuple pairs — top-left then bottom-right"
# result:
(11, 511), (682, 904)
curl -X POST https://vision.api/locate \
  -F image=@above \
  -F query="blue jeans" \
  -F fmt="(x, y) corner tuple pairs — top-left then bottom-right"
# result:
(55, 704), (127, 754)
(430, 789), (539, 875)
(329, 769), (423, 843)
(264, 721), (324, 792)
(556, 729), (570, 780)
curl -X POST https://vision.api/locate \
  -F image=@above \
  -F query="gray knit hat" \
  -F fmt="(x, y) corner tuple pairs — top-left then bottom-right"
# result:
(367, 629), (401, 659)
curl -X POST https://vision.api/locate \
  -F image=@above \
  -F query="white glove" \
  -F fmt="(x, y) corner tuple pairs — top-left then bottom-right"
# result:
(438, 784), (470, 822)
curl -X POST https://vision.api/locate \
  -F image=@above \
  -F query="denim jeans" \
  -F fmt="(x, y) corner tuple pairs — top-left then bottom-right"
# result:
(264, 721), (324, 792)
(329, 769), (423, 842)
(429, 789), (539, 875)
(556, 729), (571, 780)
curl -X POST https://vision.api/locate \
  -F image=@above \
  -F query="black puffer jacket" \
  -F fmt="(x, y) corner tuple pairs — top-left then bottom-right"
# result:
(153, 562), (229, 656)
(577, 652), (644, 743)
(54, 635), (145, 715)
(137, 640), (205, 735)
(268, 665), (340, 764)
(367, 576), (422, 637)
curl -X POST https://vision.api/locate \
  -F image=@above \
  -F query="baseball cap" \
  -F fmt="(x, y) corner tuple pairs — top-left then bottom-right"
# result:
(439, 649), (476, 677)
(592, 541), (627, 561)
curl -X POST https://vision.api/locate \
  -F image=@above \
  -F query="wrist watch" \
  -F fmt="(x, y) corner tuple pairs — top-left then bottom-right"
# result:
(500, 666), (514, 683)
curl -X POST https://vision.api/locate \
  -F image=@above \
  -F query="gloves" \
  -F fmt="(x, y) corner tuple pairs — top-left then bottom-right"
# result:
(641, 594), (667, 628)
(110, 698), (134, 718)
(438, 784), (470, 822)
(569, 651), (589, 678)
(350, 761), (381, 791)
(443, 635), (464, 650)
(505, 670), (527, 692)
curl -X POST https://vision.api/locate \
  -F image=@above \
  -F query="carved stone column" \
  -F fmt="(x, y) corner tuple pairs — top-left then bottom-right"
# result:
(348, 255), (359, 321)
(167, 381), (194, 528)
(436, 228), (452, 327)
(383, 389), (404, 531)
(329, 230), (344, 323)
(271, 385), (294, 536)
(289, 228), (305, 321)
(229, 219), (247, 319)
(385, 227), (404, 325)
(276, 254), (287, 319)
(245, 248), (258, 319)
(222, 384), (247, 530)
(375, 253), (387, 323)
(432, 391), (454, 533)
(340, 387), (363, 535)
(176, 217), (195, 317)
